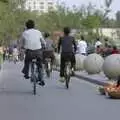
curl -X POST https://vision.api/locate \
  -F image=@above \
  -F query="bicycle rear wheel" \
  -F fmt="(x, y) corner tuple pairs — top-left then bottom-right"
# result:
(33, 76), (36, 95)
(46, 61), (51, 78)
(65, 62), (71, 89)
(31, 62), (37, 95)
(65, 76), (70, 89)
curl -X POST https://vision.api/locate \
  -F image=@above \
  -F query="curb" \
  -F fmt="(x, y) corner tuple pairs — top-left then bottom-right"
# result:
(75, 73), (109, 86)
(54, 68), (109, 86)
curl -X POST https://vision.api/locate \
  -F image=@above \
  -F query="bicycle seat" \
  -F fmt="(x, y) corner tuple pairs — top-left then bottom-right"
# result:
(45, 58), (51, 62)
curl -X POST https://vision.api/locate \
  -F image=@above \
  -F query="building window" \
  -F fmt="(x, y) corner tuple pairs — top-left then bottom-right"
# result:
(40, 2), (44, 5)
(48, 6), (53, 10)
(48, 2), (53, 5)
(40, 6), (44, 9)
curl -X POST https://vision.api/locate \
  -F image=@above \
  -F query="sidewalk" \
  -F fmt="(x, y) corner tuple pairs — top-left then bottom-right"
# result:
(54, 67), (109, 86)
(75, 71), (109, 86)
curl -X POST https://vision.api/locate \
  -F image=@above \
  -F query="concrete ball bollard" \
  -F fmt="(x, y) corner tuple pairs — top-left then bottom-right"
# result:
(84, 53), (104, 74)
(103, 54), (120, 79)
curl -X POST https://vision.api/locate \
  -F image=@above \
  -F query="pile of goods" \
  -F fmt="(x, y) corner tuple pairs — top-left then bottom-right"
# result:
(98, 81), (120, 99)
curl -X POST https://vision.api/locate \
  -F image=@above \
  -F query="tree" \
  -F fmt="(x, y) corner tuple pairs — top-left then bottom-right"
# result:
(116, 11), (120, 27)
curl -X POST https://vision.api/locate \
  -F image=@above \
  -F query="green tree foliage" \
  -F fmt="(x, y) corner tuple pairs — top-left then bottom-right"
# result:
(0, 0), (117, 45)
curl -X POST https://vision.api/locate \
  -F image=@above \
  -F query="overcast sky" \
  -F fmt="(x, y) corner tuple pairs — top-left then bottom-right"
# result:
(59, 0), (120, 18)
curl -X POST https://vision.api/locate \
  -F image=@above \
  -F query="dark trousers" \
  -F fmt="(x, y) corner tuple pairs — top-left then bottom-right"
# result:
(60, 52), (76, 77)
(42, 50), (55, 64)
(22, 49), (43, 77)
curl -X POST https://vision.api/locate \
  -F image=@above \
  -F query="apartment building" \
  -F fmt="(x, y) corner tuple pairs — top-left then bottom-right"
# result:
(24, 0), (56, 12)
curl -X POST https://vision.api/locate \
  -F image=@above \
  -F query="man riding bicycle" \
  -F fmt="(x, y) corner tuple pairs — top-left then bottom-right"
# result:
(58, 27), (77, 82)
(21, 20), (46, 86)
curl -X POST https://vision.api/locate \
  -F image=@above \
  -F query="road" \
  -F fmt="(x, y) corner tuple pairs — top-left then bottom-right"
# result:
(0, 61), (120, 120)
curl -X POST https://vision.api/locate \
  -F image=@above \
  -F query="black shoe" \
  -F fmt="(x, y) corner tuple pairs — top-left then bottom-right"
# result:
(71, 71), (75, 76)
(24, 75), (30, 79)
(22, 69), (25, 74)
(38, 80), (45, 86)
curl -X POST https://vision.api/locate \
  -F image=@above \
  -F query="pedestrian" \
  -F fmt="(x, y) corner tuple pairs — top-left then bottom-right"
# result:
(77, 35), (87, 55)
(95, 38), (102, 48)
(111, 46), (119, 54)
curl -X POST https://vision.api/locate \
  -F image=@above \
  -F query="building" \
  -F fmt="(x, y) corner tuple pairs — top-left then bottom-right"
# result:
(93, 28), (120, 45)
(24, 0), (56, 12)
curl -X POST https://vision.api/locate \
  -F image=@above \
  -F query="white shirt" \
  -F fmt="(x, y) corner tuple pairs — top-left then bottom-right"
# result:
(95, 41), (102, 48)
(78, 40), (87, 54)
(21, 29), (46, 50)
(13, 48), (18, 56)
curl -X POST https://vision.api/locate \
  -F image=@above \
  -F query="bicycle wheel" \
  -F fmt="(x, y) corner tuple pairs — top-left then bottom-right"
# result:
(46, 61), (51, 78)
(65, 75), (70, 89)
(33, 76), (36, 95)
(65, 63), (71, 89)
(31, 62), (37, 95)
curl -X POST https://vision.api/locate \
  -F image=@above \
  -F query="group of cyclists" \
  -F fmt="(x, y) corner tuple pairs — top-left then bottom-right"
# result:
(1, 19), (119, 88)
(20, 19), (77, 86)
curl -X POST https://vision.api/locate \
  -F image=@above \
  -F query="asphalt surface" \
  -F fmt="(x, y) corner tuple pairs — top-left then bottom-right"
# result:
(0, 61), (120, 120)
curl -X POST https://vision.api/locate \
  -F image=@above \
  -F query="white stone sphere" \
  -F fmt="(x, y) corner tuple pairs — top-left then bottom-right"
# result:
(84, 53), (104, 74)
(54, 53), (61, 67)
(75, 54), (86, 71)
(103, 54), (120, 79)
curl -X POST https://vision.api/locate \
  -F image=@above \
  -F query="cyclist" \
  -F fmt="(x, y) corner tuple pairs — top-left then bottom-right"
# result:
(43, 32), (55, 71)
(58, 27), (77, 82)
(13, 45), (19, 63)
(21, 20), (46, 86)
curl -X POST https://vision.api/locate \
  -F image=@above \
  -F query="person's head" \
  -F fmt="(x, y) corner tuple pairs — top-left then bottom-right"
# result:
(113, 46), (117, 50)
(44, 32), (50, 38)
(63, 27), (70, 36)
(108, 45), (111, 48)
(81, 35), (84, 40)
(104, 38), (108, 42)
(14, 45), (17, 48)
(25, 20), (35, 29)
(96, 38), (100, 41)
(97, 45), (100, 48)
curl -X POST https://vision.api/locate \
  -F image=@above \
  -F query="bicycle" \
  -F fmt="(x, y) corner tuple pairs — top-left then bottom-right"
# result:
(45, 58), (52, 78)
(31, 59), (44, 95)
(64, 61), (71, 89)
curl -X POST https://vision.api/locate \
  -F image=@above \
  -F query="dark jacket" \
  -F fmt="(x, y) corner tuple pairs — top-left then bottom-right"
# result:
(58, 36), (77, 53)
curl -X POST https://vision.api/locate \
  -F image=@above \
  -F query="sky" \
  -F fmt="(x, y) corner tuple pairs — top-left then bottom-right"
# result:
(59, 0), (120, 18)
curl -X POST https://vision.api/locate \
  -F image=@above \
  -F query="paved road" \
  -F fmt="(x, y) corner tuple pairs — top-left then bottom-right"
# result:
(0, 61), (120, 120)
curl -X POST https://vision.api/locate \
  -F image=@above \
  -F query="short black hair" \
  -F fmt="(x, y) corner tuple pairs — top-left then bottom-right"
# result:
(44, 32), (50, 38)
(113, 46), (117, 50)
(81, 35), (84, 40)
(97, 45), (100, 48)
(25, 20), (35, 29)
(96, 38), (100, 41)
(63, 27), (70, 35)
